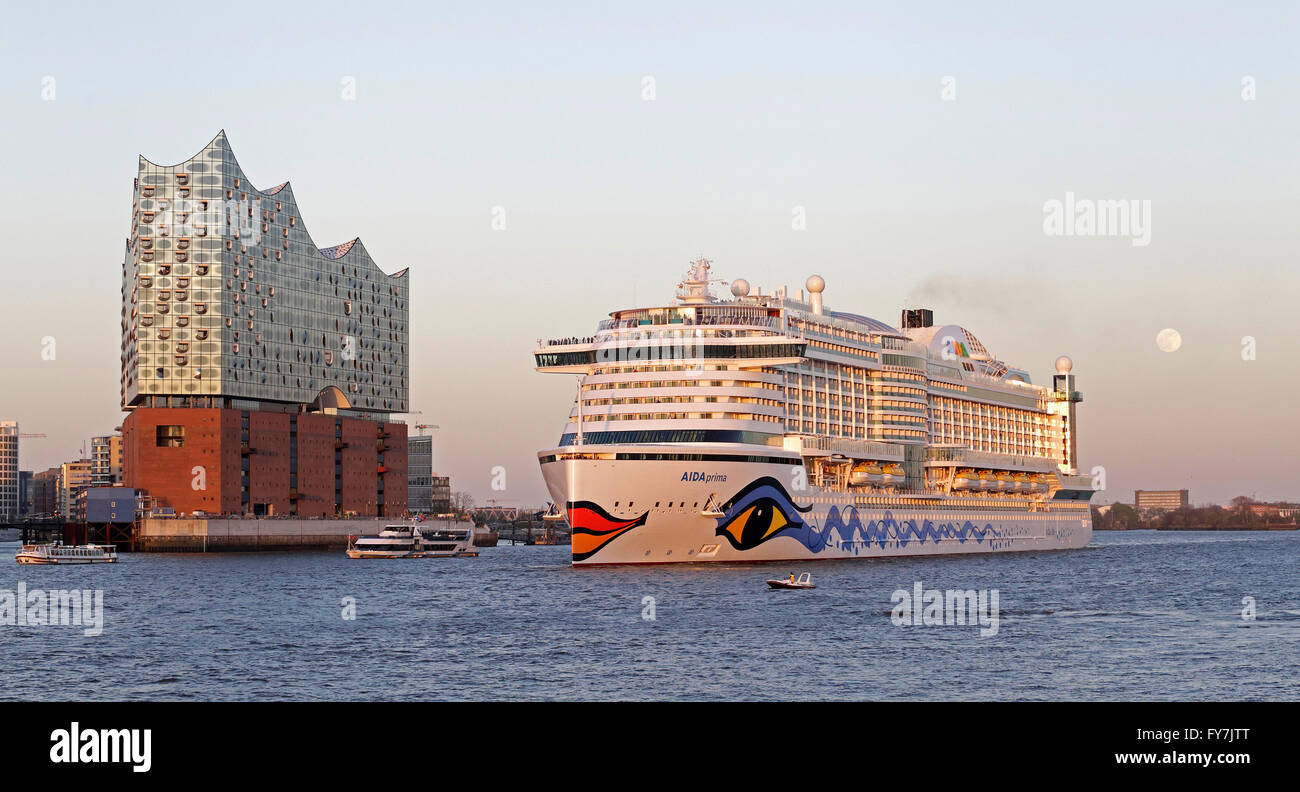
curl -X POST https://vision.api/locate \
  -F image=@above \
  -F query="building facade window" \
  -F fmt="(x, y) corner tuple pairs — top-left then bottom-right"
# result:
(156, 425), (185, 447)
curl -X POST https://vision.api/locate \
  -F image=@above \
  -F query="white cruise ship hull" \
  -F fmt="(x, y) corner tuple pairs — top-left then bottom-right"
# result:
(541, 451), (1091, 565)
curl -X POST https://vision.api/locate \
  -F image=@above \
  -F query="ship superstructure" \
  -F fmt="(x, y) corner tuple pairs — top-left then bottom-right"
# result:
(534, 260), (1092, 565)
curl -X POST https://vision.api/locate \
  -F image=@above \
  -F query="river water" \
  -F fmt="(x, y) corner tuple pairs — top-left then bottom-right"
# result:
(1, 530), (1295, 700)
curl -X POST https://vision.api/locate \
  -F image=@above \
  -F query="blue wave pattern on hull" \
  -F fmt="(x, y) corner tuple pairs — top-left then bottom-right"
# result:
(814, 507), (1006, 554)
(714, 477), (1006, 554)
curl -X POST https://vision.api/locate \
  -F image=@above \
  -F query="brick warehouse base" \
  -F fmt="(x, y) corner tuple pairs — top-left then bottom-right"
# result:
(123, 408), (407, 518)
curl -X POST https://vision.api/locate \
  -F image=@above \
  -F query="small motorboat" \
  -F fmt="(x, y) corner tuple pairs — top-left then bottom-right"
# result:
(767, 572), (815, 590)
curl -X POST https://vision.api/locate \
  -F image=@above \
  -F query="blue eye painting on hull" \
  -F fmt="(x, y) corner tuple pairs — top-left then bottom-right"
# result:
(713, 477), (812, 551)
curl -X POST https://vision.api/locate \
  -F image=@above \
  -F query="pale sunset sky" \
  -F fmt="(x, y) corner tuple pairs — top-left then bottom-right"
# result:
(1, 1), (1297, 505)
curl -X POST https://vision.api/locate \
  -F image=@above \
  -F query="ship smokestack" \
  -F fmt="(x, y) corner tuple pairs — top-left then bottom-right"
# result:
(901, 308), (934, 329)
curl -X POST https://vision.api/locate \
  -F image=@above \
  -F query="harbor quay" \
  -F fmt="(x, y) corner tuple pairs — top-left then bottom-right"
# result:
(134, 516), (408, 552)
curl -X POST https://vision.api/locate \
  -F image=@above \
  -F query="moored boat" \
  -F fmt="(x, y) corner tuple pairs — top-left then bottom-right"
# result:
(472, 522), (499, 547)
(16, 543), (118, 565)
(346, 521), (477, 559)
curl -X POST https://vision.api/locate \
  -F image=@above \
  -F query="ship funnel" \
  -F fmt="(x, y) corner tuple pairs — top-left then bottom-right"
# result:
(901, 308), (934, 329)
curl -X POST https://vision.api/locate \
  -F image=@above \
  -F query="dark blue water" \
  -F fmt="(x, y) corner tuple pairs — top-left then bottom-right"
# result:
(1, 531), (1296, 701)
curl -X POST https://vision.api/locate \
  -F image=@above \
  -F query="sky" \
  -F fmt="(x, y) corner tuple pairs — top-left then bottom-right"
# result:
(1, 1), (1297, 506)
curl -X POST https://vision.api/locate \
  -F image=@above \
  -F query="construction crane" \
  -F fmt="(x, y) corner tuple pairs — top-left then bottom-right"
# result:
(414, 424), (440, 436)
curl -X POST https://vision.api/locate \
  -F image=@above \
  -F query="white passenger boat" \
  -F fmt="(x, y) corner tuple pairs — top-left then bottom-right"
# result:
(16, 543), (118, 565)
(346, 521), (478, 559)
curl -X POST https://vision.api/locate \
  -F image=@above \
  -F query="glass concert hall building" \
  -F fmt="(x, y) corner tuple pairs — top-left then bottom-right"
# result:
(120, 131), (410, 518)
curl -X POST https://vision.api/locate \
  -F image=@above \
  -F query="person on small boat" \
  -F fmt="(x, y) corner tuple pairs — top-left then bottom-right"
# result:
(789, 572), (795, 583)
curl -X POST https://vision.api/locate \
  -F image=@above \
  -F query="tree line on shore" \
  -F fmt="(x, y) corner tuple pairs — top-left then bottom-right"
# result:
(1093, 497), (1298, 531)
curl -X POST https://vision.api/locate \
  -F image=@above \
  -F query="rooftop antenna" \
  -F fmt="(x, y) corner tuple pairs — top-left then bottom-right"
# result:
(675, 257), (727, 304)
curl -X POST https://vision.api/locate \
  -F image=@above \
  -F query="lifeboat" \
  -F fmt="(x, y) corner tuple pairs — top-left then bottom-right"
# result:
(881, 463), (904, 487)
(977, 471), (997, 492)
(1028, 474), (1050, 493)
(995, 471), (1015, 493)
(1011, 472), (1030, 493)
(952, 468), (979, 491)
(849, 462), (885, 486)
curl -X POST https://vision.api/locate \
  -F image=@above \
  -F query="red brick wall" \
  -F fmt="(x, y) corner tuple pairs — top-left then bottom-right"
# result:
(339, 418), (378, 515)
(295, 414), (336, 517)
(248, 411), (291, 516)
(123, 408), (240, 516)
(124, 408), (407, 518)
(380, 421), (408, 517)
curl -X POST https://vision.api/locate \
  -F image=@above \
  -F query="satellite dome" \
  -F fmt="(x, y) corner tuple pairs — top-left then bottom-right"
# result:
(731, 279), (751, 298)
(1055, 355), (1073, 374)
(806, 275), (825, 294)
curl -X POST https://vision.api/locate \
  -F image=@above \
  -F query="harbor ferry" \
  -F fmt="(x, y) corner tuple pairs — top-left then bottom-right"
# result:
(534, 260), (1094, 565)
(16, 543), (119, 565)
(346, 519), (478, 559)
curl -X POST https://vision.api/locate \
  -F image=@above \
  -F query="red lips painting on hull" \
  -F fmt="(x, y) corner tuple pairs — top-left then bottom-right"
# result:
(568, 501), (648, 562)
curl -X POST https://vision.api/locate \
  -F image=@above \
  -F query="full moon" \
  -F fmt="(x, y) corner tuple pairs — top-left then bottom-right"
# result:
(1156, 328), (1182, 353)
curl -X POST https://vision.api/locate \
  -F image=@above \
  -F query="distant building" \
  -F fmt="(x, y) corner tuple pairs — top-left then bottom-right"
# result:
(408, 435), (433, 513)
(432, 475), (451, 514)
(19, 470), (33, 516)
(58, 460), (93, 518)
(1134, 489), (1189, 513)
(0, 422), (17, 520)
(1249, 503), (1299, 520)
(406, 437), (453, 514)
(79, 487), (138, 524)
(32, 468), (60, 517)
(90, 434), (124, 487)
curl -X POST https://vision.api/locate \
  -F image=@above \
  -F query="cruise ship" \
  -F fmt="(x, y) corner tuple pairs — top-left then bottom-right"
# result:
(534, 260), (1094, 565)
